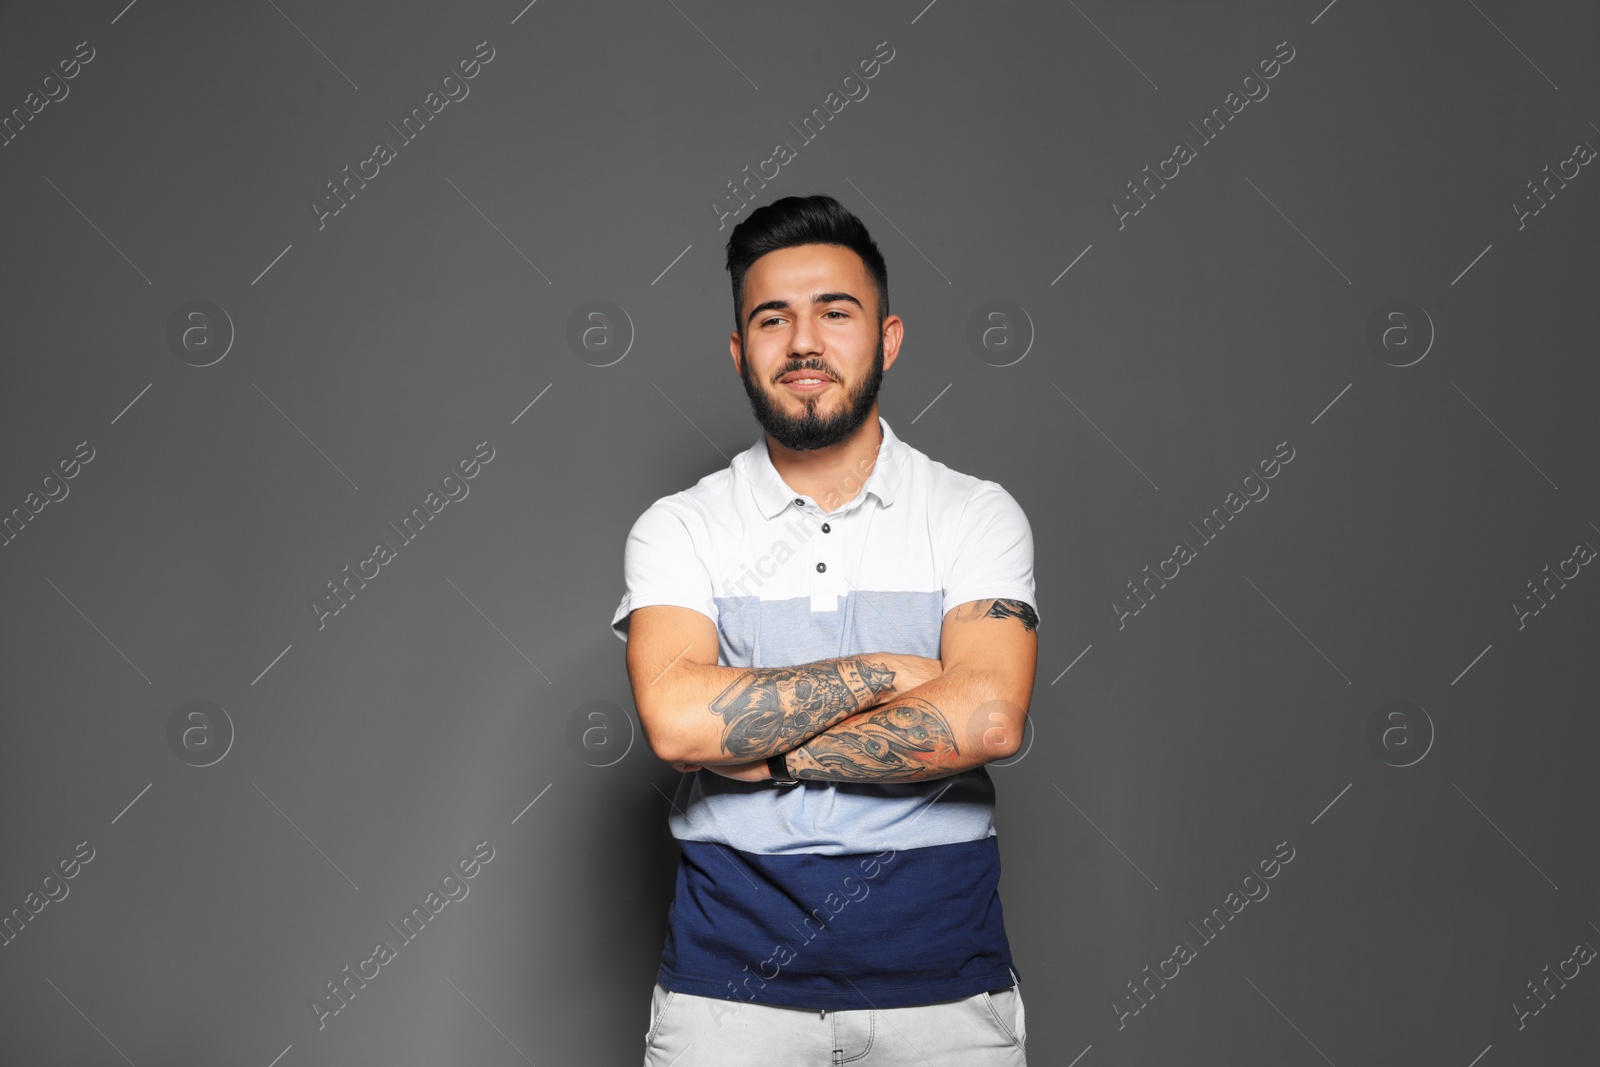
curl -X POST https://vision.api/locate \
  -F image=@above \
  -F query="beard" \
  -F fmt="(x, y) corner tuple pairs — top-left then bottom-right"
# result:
(739, 333), (885, 452)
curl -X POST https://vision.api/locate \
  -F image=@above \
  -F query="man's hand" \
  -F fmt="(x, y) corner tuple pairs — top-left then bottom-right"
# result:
(701, 757), (772, 782)
(669, 757), (772, 782)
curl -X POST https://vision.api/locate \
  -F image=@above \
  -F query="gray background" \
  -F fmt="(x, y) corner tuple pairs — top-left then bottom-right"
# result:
(2, 0), (1596, 1064)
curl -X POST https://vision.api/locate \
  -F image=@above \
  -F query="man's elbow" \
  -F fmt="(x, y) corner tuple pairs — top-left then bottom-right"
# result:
(964, 672), (1031, 761)
(997, 712), (1027, 760)
(645, 731), (681, 765)
(640, 705), (716, 765)
(635, 699), (685, 764)
(976, 711), (1026, 761)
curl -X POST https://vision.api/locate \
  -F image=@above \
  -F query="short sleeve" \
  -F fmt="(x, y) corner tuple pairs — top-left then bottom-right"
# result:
(610, 497), (718, 642)
(941, 480), (1039, 623)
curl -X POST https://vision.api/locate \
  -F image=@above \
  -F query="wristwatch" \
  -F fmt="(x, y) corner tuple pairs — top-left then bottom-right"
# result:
(767, 751), (799, 785)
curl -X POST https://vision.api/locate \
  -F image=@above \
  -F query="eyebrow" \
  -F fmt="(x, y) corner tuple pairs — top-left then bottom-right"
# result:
(745, 291), (864, 327)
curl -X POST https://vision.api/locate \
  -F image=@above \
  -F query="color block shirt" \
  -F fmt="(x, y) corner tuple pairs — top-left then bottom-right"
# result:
(611, 415), (1038, 1010)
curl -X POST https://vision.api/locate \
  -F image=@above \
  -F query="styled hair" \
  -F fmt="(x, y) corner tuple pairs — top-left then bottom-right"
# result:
(724, 194), (889, 337)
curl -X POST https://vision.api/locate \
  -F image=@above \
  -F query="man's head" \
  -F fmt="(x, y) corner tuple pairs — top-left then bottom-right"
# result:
(725, 195), (902, 452)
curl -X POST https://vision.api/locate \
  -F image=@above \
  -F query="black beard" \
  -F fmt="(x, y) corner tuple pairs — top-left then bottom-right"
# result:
(739, 335), (885, 452)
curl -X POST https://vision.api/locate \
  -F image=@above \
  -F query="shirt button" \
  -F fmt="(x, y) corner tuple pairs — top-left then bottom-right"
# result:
(816, 562), (826, 573)
(821, 523), (830, 533)
(794, 497), (805, 506)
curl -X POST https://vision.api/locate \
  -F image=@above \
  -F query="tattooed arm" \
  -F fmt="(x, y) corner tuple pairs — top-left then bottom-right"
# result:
(623, 605), (943, 765)
(781, 598), (1039, 783)
(684, 654), (947, 765)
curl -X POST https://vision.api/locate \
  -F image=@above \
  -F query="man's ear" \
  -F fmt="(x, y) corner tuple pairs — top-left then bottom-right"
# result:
(729, 329), (744, 376)
(881, 314), (904, 372)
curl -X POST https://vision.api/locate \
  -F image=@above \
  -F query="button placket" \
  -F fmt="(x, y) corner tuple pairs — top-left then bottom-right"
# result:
(808, 498), (867, 612)
(809, 502), (826, 610)
(810, 503), (842, 612)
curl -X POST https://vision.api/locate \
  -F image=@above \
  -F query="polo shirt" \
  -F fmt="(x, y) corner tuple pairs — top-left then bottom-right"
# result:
(611, 414), (1038, 1010)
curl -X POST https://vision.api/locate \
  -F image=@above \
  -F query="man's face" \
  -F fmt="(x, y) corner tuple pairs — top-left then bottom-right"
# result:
(731, 243), (901, 452)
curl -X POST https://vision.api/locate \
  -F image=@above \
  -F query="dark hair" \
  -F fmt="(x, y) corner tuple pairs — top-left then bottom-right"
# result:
(725, 194), (889, 337)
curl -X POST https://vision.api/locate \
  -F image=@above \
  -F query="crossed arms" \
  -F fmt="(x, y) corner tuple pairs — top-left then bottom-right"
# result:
(624, 598), (1039, 783)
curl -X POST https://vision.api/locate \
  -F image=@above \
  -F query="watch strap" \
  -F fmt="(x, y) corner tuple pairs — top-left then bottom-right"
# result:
(767, 751), (798, 784)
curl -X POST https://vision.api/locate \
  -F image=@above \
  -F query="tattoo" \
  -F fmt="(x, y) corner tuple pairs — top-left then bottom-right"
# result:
(708, 657), (898, 759)
(954, 597), (1038, 633)
(789, 698), (960, 782)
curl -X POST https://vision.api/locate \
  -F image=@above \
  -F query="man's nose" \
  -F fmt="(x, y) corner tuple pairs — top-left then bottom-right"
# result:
(789, 341), (824, 362)
(789, 317), (824, 356)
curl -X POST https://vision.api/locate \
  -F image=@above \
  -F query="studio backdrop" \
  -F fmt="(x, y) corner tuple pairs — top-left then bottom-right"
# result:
(1, 1), (1596, 1064)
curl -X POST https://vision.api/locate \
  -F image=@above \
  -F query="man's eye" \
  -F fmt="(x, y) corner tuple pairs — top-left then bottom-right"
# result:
(825, 310), (848, 319)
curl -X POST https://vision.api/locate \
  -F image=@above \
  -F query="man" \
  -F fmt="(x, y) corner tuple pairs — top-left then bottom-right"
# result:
(612, 194), (1038, 1065)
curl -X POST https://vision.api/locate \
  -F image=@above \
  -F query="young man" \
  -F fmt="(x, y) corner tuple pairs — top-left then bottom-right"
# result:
(612, 194), (1038, 1065)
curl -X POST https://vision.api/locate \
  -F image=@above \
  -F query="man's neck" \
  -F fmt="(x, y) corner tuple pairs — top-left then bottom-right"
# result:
(766, 410), (884, 512)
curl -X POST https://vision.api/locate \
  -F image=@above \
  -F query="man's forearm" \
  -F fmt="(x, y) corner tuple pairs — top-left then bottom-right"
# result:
(784, 664), (1019, 783)
(671, 653), (932, 764)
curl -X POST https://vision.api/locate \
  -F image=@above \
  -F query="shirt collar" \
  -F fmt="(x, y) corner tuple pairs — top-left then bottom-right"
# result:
(740, 415), (903, 520)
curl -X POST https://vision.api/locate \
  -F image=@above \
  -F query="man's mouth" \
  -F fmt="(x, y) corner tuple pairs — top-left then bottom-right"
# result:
(780, 372), (833, 393)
